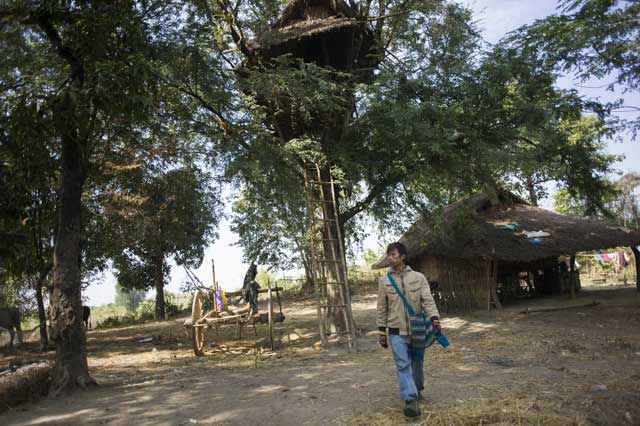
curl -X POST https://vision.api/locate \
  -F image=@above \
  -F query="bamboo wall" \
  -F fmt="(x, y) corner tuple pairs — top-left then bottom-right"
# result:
(412, 255), (491, 312)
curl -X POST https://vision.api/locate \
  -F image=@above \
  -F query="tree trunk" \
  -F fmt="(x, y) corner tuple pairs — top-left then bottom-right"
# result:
(301, 257), (314, 290)
(632, 246), (640, 292)
(154, 255), (166, 320)
(525, 175), (538, 207)
(295, 239), (315, 291)
(35, 264), (52, 352)
(49, 120), (95, 396)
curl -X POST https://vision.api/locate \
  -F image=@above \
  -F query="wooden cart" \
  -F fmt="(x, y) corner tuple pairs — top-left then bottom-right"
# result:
(186, 286), (285, 356)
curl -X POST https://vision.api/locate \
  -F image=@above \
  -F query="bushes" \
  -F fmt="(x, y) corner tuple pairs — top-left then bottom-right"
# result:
(163, 293), (186, 319)
(94, 293), (191, 329)
(97, 314), (138, 329)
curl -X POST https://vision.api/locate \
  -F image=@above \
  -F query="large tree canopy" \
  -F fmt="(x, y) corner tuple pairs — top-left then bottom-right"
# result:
(555, 172), (640, 227)
(107, 165), (220, 320)
(202, 0), (621, 265)
(509, 0), (640, 133)
(0, 0), (630, 387)
(0, 0), (226, 394)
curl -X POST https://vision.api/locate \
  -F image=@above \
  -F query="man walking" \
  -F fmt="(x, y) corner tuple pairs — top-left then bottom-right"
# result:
(377, 242), (441, 417)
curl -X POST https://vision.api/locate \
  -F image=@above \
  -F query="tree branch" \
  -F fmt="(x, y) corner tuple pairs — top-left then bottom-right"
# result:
(215, 0), (254, 62)
(368, 8), (413, 22)
(612, 105), (640, 112)
(174, 81), (254, 151)
(342, 176), (395, 223)
(0, 80), (27, 93)
(35, 12), (84, 84)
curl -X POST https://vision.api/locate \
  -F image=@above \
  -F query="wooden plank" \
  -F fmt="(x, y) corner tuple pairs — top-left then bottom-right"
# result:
(230, 305), (251, 315)
(224, 286), (283, 297)
(520, 300), (599, 314)
(258, 286), (284, 294)
(200, 309), (219, 322)
(203, 313), (246, 325)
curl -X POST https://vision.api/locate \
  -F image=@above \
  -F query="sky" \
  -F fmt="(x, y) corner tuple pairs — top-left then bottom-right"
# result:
(84, 0), (639, 306)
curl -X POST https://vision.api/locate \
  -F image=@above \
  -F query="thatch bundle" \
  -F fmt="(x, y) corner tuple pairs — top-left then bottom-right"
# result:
(0, 362), (51, 413)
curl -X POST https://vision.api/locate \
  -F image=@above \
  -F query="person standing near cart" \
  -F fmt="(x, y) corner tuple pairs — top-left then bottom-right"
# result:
(242, 263), (260, 314)
(377, 242), (441, 418)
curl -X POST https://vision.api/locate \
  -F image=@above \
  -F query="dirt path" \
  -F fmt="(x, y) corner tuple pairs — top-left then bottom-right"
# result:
(2, 285), (640, 425)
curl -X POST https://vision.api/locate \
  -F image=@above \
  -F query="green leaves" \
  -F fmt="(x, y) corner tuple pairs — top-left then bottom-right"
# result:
(3, 0), (626, 292)
(222, 0), (623, 266)
(509, 0), (639, 132)
(107, 165), (221, 291)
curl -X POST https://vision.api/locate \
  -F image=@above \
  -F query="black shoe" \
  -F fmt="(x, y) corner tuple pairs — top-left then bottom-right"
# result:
(403, 400), (420, 418)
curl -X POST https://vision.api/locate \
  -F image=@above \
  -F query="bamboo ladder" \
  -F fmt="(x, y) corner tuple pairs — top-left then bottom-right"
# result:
(304, 161), (357, 350)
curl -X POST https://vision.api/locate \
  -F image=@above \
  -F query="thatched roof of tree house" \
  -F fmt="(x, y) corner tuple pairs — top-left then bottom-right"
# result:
(250, 0), (381, 72)
(374, 190), (640, 268)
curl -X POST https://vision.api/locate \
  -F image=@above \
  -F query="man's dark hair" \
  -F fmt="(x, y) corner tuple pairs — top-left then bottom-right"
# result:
(386, 242), (408, 258)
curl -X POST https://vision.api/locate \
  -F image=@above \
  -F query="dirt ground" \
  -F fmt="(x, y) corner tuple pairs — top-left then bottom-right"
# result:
(1, 284), (640, 426)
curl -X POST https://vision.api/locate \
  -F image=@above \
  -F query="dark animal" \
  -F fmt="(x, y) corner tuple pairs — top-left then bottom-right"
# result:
(82, 305), (91, 330)
(0, 307), (23, 348)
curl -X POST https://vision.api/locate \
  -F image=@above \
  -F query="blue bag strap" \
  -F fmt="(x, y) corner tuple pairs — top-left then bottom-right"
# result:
(386, 272), (416, 316)
(387, 274), (450, 350)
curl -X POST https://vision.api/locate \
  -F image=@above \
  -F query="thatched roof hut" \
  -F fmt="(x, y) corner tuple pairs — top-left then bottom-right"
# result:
(251, 0), (381, 71)
(392, 191), (640, 265)
(374, 191), (640, 311)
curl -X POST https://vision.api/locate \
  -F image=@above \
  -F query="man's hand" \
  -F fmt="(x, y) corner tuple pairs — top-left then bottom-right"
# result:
(378, 334), (388, 348)
(432, 320), (442, 333)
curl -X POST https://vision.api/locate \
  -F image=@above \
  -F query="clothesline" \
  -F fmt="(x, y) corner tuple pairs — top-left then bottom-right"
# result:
(593, 251), (629, 270)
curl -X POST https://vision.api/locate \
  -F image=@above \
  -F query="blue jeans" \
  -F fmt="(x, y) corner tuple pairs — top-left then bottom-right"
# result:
(390, 334), (424, 402)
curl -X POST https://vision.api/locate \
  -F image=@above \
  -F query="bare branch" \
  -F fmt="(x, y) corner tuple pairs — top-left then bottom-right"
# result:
(374, 0), (386, 37)
(574, 82), (617, 89)
(367, 8), (413, 22)
(216, 0), (254, 62)
(612, 105), (640, 112)
(342, 176), (398, 223)
(161, 76), (254, 152)
(0, 80), (27, 93)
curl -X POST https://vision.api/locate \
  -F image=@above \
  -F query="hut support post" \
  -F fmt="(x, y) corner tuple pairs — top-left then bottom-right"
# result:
(632, 246), (640, 292)
(487, 260), (502, 311)
(569, 254), (576, 299)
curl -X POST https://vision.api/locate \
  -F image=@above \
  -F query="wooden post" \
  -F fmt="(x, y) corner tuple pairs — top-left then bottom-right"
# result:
(487, 260), (502, 311)
(211, 259), (218, 313)
(487, 261), (492, 311)
(493, 260), (503, 310)
(569, 254), (576, 299)
(235, 321), (243, 340)
(632, 246), (640, 292)
(268, 287), (274, 350)
(558, 260), (565, 295)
